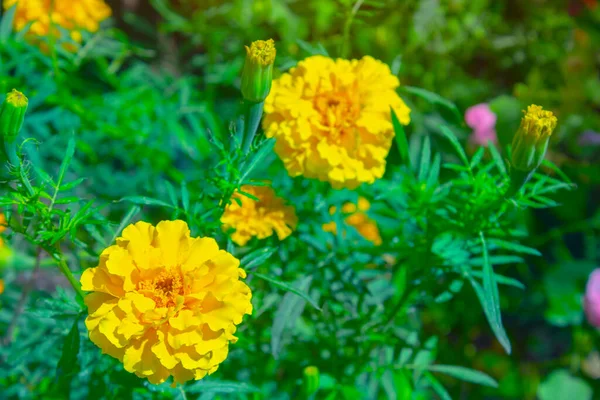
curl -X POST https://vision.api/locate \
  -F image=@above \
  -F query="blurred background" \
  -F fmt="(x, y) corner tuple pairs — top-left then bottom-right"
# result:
(0, 0), (599, 398)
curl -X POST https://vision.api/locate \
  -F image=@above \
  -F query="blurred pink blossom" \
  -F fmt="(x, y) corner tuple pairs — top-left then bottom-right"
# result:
(465, 103), (497, 146)
(584, 269), (600, 327)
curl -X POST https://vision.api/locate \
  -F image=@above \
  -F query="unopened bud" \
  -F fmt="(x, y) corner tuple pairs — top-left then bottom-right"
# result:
(241, 39), (276, 103)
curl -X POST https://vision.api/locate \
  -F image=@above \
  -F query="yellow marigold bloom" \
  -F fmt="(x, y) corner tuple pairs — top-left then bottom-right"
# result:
(263, 55), (411, 189)
(80, 220), (252, 385)
(3, 0), (111, 48)
(221, 185), (297, 246)
(511, 104), (557, 172)
(322, 197), (382, 246)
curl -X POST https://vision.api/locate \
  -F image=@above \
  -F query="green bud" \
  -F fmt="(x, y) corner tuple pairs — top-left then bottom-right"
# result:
(0, 89), (28, 166)
(303, 366), (320, 397)
(506, 104), (557, 198)
(0, 89), (28, 141)
(510, 104), (556, 173)
(241, 39), (276, 103)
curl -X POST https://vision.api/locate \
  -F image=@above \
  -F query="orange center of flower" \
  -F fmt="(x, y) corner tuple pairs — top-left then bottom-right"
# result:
(138, 268), (184, 308)
(314, 91), (361, 140)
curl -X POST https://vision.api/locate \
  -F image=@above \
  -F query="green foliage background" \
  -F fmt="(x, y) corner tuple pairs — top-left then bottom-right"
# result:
(0, 0), (599, 399)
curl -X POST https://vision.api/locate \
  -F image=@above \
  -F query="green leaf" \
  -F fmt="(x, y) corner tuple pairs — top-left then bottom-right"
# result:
(403, 86), (462, 123)
(537, 370), (592, 400)
(392, 108), (410, 167)
(426, 153), (441, 189)
(240, 247), (277, 270)
(240, 138), (275, 183)
(181, 181), (190, 213)
(427, 365), (498, 388)
(0, 3), (16, 41)
(486, 238), (541, 256)
(109, 205), (140, 244)
(476, 232), (511, 353)
(469, 146), (485, 169)
(469, 271), (525, 290)
(487, 142), (507, 176)
(57, 135), (77, 190)
(424, 372), (452, 400)
(185, 380), (260, 394)
(118, 196), (176, 209)
(56, 318), (81, 385)
(271, 276), (313, 358)
(254, 273), (321, 310)
(418, 135), (431, 182)
(439, 125), (469, 167)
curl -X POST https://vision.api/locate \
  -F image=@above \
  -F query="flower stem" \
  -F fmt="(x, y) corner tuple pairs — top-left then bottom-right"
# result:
(242, 100), (264, 154)
(56, 251), (86, 303)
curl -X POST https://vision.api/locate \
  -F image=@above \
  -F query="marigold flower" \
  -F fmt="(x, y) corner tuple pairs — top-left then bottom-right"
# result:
(322, 197), (382, 246)
(241, 39), (276, 103)
(511, 104), (557, 172)
(3, 0), (111, 48)
(221, 185), (297, 246)
(80, 220), (252, 385)
(263, 55), (411, 189)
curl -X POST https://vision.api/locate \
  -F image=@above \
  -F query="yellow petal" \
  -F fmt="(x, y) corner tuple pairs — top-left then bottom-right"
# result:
(155, 220), (191, 267)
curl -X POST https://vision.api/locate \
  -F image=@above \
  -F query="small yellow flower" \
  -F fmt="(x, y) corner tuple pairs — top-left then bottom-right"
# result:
(263, 55), (411, 189)
(0, 279), (4, 294)
(221, 185), (297, 246)
(511, 104), (557, 172)
(241, 39), (276, 103)
(322, 197), (382, 246)
(3, 0), (111, 50)
(80, 220), (252, 385)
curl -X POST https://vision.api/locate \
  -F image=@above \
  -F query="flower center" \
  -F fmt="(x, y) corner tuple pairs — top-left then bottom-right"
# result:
(138, 268), (184, 308)
(313, 92), (361, 140)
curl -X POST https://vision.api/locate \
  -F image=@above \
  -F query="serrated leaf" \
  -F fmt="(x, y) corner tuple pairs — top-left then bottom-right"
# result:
(487, 142), (507, 176)
(240, 138), (275, 183)
(427, 365), (498, 388)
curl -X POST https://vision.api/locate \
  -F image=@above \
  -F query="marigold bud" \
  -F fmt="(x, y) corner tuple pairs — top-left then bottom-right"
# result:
(241, 39), (276, 103)
(510, 104), (557, 172)
(303, 366), (320, 396)
(0, 89), (28, 141)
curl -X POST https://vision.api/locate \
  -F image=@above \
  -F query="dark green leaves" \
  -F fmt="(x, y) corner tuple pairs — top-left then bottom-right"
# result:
(402, 86), (462, 123)
(392, 108), (410, 167)
(56, 318), (81, 392)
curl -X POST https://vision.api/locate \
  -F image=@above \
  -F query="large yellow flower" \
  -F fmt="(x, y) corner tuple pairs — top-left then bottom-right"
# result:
(80, 220), (252, 385)
(3, 0), (111, 46)
(322, 197), (382, 246)
(221, 185), (297, 246)
(263, 55), (411, 189)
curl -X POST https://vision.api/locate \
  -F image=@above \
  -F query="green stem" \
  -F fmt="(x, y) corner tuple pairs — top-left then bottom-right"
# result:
(242, 101), (264, 154)
(340, 0), (365, 58)
(56, 252), (86, 302)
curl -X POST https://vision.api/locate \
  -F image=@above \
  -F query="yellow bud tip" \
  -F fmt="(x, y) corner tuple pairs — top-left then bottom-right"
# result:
(304, 366), (319, 376)
(245, 39), (276, 66)
(520, 104), (557, 138)
(6, 89), (28, 108)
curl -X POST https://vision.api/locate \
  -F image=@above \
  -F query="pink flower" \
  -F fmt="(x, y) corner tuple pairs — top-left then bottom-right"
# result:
(584, 269), (600, 327)
(465, 103), (498, 146)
